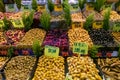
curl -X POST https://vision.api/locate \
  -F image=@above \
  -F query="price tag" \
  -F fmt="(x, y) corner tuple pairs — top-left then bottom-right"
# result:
(44, 46), (59, 58)
(22, 5), (31, 11)
(70, 4), (79, 12)
(54, 4), (63, 12)
(72, 22), (83, 29)
(38, 5), (46, 12)
(73, 42), (88, 55)
(0, 20), (4, 28)
(93, 21), (103, 29)
(86, 3), (94, 11)
(11, 19), (24, 28)
(6, 4), (16, 12)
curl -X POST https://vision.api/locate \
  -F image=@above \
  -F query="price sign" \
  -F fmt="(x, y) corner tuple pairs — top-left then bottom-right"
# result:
(6, 4), (16, 12)
(21, 5), (31, 11)
(73, 42), (88, 55)
(93, 21), (103, 29)
(44, 46), (59, 58)
(11, 19), (24, 28)
(54, 4), (63, 12)
(86, 3), (94, 11)
(72, 22), (83, 29)
(70, 4), (79, 12)
(38, 5), (46, 12)
(0, 20), (4, 28)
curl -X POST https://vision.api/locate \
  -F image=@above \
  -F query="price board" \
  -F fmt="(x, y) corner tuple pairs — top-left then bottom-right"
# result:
(54, 4), (63, 12)
(86, 3), (94, 11)
(0, 20), (4, 29)
(44, 45), (59, 58)
(38, 5), (46, 12)
(93, 21), (103, 29)
(72, 22), (83, 29)
(11, 19), (24, 28)
(73, 42), (88, 55)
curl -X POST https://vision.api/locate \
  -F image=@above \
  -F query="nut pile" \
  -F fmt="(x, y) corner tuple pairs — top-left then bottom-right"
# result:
(33, 56), (65, 80)
(0, 31), (7, 45)
(18, 28), (46, 46)
(5, 56), (36, 80)
(0, 57), (8, 69)
(71, 12), (86, 22)
(68, 28), (93, 48)
(112, 32), (120, 43)
(97, 58), (120, 80)
(67, 56), (102, 80)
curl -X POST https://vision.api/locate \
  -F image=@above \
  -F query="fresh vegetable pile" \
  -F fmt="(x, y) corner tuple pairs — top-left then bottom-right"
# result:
(43, 29), (69, 50)
(97, 58), (120, 80)
(67, 56), (102, 80)
(5, 56), (36, 80)
(18, 28), (46, 46)
(89, 29), (117, 47)
(112, 32), (120, 43)
(0, 31), (7, 45)
(68, 28), (93, 48)
(0, 57), (8, 69)
(5, 30), (25, 45)
(33, 56), (65, 80)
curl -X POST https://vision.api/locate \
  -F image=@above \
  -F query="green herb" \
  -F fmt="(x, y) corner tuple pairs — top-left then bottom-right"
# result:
(84, 13), (94, 31)
(3, 17), (10, 31)
(112, 22), (120, 32)
(32, 39), (43, 57)
(63, 0), (71, 27)
(48, 0), (54, 12)
(14, 0), (22, 10)
(94, 0), (106, 12)
(103, 7), (111, 30)
(78, 0), (86, 10)
(89, 45), (101, 58)
(32, 0), (38, 11)
(7, 46), (14, 57)
(22, 11), (34, 31)
(40, 11), (50, 31)
(0, 1), (5, 12)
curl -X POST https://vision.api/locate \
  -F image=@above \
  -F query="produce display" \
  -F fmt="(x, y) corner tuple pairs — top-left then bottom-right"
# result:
(5, 30), (25, 45)
(0, 57), (8, 69)
(83, 10), (103, 21)
(68, 28), (93, 48)
(5, 56), (36, 80)
(43, 29), (69, 50)
(33, 56), (65, 80)
(71, 12), (86, 22)
(67, 56), (102, 80)
(0, 12), (4, 20)
(112, 32), (120, 43)
(18, 28), (46, 46)
(97, 58), (120, 80)
(89, 29), (117, 47)
(0, 31), (7, 45)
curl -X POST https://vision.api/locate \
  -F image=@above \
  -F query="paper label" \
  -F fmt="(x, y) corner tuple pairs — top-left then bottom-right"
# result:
(6, 4), (16, 12)
(0, 20), (4, 28)
(44, 45), (59, 58)
(38, 5), (46, 12)
(93, 21), (103, 29)
(70, 4), (79, 12)
(11, 19), (24, 28)
(73, 42), (88, 55)
(86, 3), (94, 10)
(72, 22), (83, 29)
(54, 4), (63, 12)
(21, 5), (31, 11)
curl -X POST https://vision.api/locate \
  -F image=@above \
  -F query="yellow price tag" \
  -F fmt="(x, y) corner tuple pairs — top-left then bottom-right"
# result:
(86, 4), (94, 11)
(44, 46), (59, 58)
(93, 21), (103, 29)
(54, 4), (63, 12)
(0, 20), (4, 28)
(11, 19), (24, 28)
(73, 42), (88, 55)
(38, 5), (46, 12)
(72, 22), (83, 29)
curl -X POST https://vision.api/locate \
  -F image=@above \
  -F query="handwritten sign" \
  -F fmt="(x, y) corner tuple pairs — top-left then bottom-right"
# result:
(44, 46), (59, 58)
(38, 5), (46, 12)
(93, 21), (103, 29)
(11, 19), (24, 28)
(54, 4), (63, 12)
(73, 42), (88, 55)
(86, 3), (94, 11)
(72, 22), (83, 29)
(0, 20), (4, 29)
